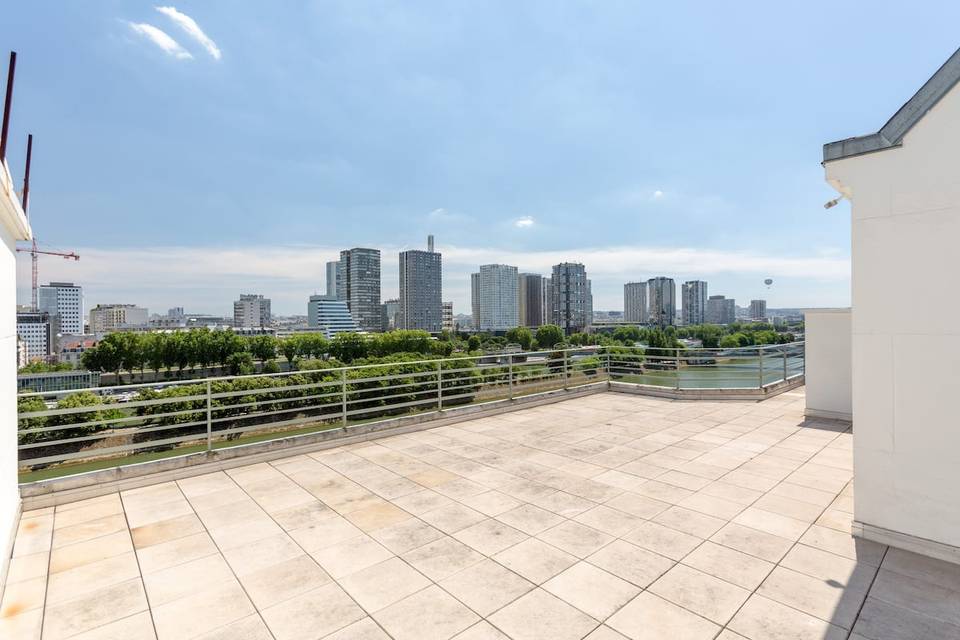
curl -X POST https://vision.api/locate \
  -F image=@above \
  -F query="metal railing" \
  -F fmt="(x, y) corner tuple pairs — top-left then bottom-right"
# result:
(16, 342), (803, 481)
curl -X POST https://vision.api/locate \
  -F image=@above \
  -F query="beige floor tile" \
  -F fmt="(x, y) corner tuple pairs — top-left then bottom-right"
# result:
(370, 517), (445, 554)
(124, 499), (194, 530)
(0, 575), (46, 617)
(53, 496), (123, 529)
(420, 503), (488, 534)
(649, 563), (750, 625)
(271, 500), (334, 531)
(494, 538), (577, 584)
(440, 558), (535, 616)
(374, 585), (480, 640)
(340, 557), (431, 612)
(488, 588), (599, 640)
(458, 490), (523, 516)
(136, 531), (219, 574)
(728, 594), (847, 640)
(261, 582), (365, 640)
(47, 551), (141, 605)
(403, 536), (485, 581)
(710, 522), (793, 563)
(434, 478), (488, 500)
(51, 513), (127, 549)
(604, 493), (671, 520)
(622, 521), (701, 560)
(758, 565), (871, 629)
(607, 591), (719, 640)
(392, 489), (455, 515)
(676, 491), (745, 520)
(221, 532), (303, 576)
(573, 505), (643, 537)
(288, 515), (363, 552)
(798, 525), (886, 565)
(732, 507), (809, 541)
(0, 608), (43, 640)
(652, 506), (726, 538)
(309, 534), (393, 579)
(453, 518), (528, 556)
(537, 520), (613, 558)
(452, 621), (511, 639)
(752, 493), (826, 523)
(49, 529), (133, 574)
(194, 614), (273, 640)
(241, 553), (331, 609)
(185, 486), (251, 513)
(681, 541), (773, 590)
(42, 578), (149, 640)
(131, 513), (205, 549)
(4, 551), (49, 585)
(529, 490), (596, 517)
(543, 561), (640, 620)
(322, 617), (391, 639)
(344, 501), (412, 532)
(207, 516), (284, 551)
(143, 553), (236, 606)
(586, 540), (674, 588)
(584, 626), (630, 639)
(69, 611), (156, 640)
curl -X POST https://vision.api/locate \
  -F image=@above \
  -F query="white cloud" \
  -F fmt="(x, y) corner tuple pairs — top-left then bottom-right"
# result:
(652, 189), (664, 200)
(155, 6), (222, 60)
(127, 22), (193, 59)
(514, 216), (535, 228)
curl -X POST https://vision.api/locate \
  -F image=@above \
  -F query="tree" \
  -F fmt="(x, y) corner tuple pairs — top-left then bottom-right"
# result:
(248, 335), (277, 361)
(505, 326), (533, 350)
(279, 337), (300, 366)
(612, 326), (641, 344)
(262, 359), (281, 374)
(719, 335), (741, 349)
(226, 351), (255, 375)
(328, 332), (368, 363)
(535, 325), (564, 349)
(467, 335), (482, 351)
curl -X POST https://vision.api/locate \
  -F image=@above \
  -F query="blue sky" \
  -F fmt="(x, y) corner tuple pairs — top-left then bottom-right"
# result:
(3, 2), (958, 316)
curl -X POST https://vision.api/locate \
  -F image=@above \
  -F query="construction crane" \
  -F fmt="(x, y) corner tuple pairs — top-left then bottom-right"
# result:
(10, 133), (80, 309)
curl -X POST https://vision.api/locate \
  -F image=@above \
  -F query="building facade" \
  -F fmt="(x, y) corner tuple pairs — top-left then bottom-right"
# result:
(89, 304), (149, 334)
(647, 277), (676, 327)
(623, 282), (648, 323)
(477, 264), (519, 331)
(307, 295), (360, 338)
(325, 260), (339, 298)
(233, 294), (271, 328)
(517, 273), (545, 328)
(38, 282), (83, 334)
(337, 248), (381, 332)
(706, 295), (736, 325)
(16, 311), (59, 361)
(749, 299), (767, 321)
(442, 301), (454, 332)
(398, 239), (442, 332)
(681, 280), (708, 325)
(381, 299), (400, 332)
(470, 273), (480, 330)
(550, 263), (591, 334)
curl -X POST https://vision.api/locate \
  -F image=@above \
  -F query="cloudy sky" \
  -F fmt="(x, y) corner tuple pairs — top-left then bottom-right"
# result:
(2, 2), (958, 316)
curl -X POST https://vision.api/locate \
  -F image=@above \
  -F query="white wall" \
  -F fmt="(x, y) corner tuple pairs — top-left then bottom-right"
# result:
(826, 82), (960, 553)
(0, 161), (30, 593)
(804, 309), (852, 421)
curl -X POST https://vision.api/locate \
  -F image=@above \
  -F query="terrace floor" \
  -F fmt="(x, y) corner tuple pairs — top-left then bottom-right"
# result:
(3, 389), (960, 640)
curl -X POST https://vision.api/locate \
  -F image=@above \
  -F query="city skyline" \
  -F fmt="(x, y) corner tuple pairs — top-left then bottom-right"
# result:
(6, 3), (948, 314)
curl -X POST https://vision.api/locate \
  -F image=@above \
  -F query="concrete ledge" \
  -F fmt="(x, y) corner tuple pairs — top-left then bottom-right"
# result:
(854, 520), (960, 566)
(20, 382), (608, 509)
(804, 408), (853, 423)
(609, 375), (804, 401)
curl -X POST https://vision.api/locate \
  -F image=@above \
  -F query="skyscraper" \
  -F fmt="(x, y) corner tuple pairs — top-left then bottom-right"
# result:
(477, 264), (519, 331)
(749, 299), (767, 321)
(550, 263), (591, 334)
(233, 294), (271, 328)
(38, 282), (83, 335)
(325, 261), (339, 298)
(543, 277), (554, 325)
(442, 301), (454, 332)
(681, 280), (708, 325)
(470, 272), (481, 330)
(381, 299), (400, 332)
(308, 295), (359, 338)
(399, 237), (442, 332)
(518, 273), (545, 328)
(623, 282), (648, 323)
(337, 248), (381, 332)
(647, 277), (676, 327)
(706, 295), (736, 324)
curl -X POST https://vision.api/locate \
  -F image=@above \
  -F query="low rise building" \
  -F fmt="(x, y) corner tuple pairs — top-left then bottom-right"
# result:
(308, 295), (360, 338)
(16, 311), (59, 361)
(89, 304), (149, 333)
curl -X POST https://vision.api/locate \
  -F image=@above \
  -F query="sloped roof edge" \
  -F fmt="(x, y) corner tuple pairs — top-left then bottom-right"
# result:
(823, 46), (960, 162)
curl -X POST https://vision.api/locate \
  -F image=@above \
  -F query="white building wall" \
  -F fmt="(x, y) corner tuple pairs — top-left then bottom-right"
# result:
(804, 309), (851, 421)
(825, 81), (960, 556)
(1, 159), (31, 595)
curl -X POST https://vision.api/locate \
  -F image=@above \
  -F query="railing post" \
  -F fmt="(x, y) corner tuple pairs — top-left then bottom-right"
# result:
(562, 350), (569, 390)
(205, 380), (212, 453)
(341, 369), (347, 428)
(508, 354), (514, 401)
(437, 360), (443, 410)
(758, 346), (765, 388)
(674, 349), (680, 391)
(782, 348), (788, 382)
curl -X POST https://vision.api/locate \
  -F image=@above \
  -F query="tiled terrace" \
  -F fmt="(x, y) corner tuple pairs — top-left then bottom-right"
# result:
(3, 389), (959, 640)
